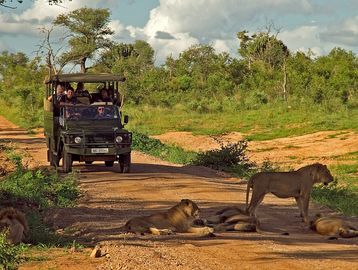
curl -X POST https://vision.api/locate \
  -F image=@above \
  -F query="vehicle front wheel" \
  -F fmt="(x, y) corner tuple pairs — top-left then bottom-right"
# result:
(62, 148), (72, 173)
(119, 153), (131, 173)
(105, 161), (114, 167)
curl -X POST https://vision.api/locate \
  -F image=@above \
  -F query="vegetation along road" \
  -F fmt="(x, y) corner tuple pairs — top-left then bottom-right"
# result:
(0, 116), (357, 270)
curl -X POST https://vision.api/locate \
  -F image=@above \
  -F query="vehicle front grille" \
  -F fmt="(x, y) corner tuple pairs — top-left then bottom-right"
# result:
(85, 133), (114, 144)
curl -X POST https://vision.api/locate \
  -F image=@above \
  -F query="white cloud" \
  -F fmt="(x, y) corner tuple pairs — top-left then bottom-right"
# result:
(319, 15), (358, 47)
(148, 32), (199, 64)
(0, 0), (356, 65)
(278, 26), (326, 56)
(140, 0), (314, 63)
(0, 0), (103, 36)
(143, 0), (313, 40)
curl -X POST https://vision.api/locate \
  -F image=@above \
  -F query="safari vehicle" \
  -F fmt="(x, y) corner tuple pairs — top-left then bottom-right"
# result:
(44, 73), (132, 173)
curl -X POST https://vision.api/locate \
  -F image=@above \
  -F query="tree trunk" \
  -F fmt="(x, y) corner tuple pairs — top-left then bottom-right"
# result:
(282, 61), (287, 102)
(80, 57), (87, 73)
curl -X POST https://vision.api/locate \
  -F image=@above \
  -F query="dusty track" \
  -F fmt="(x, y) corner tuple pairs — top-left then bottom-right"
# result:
(0, 116), (357, 270)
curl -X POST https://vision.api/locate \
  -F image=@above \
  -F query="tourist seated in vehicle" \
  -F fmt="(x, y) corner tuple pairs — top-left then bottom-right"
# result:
(48, 84), (65, 102)
(75, 82), (90, 97)
(60, 87), (77, 105)
(75, 82), (91, 105)
(98, 88), (113, 103)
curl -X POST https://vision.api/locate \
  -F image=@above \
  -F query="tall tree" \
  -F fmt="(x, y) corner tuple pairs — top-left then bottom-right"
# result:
(54, 7), (113, 73)
(237, 30), (289, 70)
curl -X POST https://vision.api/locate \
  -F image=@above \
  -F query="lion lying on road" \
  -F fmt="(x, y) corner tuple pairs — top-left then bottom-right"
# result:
(207, 206), (257, 232)
(310, 214), (358, 238)
(123, 199), (214, 235)
(0, 207), (29, 244)
(246, 163), (334, 223)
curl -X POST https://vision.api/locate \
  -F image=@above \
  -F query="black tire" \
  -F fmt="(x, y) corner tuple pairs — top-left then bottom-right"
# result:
(85, 161), (93, 165)
(119, 153), (131, 173)
(62, 148), (72, 173)
(105, 161), (114, 167)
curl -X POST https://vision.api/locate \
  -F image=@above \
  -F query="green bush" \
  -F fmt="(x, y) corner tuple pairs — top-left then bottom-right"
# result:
(0, 232), (22, 270)
(0, 166), (80, 209)
(192, 140), (255, 175)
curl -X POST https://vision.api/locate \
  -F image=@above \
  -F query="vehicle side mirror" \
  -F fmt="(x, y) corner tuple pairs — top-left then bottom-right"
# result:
(124, 115), (129, 124)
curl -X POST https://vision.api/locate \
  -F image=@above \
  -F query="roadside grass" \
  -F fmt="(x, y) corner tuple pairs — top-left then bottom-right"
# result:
(0, 101), (42, 130)
(133, 132), (197, 164)
(311, 152), (358, 216)
(124, 103), (358, 140)
(0, 149), (80, 269)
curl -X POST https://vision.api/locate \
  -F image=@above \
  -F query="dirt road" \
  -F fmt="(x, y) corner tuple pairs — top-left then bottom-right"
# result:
(0, 116), (357, 270)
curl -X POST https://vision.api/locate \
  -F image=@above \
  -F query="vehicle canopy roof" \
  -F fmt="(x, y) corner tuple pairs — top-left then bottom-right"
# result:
(45, 73), (126, 84)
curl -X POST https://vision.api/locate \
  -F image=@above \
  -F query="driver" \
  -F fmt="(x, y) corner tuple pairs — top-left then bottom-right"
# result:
(95, 106), (111, 119)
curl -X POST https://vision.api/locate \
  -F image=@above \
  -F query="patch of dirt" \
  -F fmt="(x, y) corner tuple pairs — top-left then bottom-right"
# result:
(1, 116), (357, 270)
(153, 131), (358, 168)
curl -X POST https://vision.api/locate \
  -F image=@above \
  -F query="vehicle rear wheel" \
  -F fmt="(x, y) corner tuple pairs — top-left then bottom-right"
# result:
(85, 161), (93, 165)
(62, 148), (72, 173)
(119, 153), (131, 173)
(105, 161), (114, 167)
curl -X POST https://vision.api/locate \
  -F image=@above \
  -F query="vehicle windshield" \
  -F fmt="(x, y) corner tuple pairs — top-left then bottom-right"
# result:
(62, 105), (119, 121)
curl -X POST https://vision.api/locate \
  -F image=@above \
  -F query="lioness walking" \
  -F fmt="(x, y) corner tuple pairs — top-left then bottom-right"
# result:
(245, 163), (334, 223)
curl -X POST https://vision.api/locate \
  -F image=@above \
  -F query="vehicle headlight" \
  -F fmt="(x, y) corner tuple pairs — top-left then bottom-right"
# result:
(115, 136), (123, 143)
(74, 136), (82, 144)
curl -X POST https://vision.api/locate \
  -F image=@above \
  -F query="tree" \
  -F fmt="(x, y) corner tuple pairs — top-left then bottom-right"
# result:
(237, 30), (289, 70)
(54, 8), (113, 73)
(95, 40), (155, 104)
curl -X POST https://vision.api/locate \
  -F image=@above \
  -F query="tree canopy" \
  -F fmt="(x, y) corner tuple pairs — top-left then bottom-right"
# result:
(54, 7), (113, 73)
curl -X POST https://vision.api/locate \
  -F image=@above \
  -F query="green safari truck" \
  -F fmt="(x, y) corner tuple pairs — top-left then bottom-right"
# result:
(44, 73), (132, 173)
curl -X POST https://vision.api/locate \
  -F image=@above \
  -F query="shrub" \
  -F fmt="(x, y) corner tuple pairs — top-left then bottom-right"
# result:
(0, 166), (80, 209)
(192, 140), (255, 175)
(0, 232), (22, 270)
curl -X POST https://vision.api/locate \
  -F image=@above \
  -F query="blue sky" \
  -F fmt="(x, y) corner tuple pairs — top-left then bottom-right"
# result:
(0, 0), (357, 64)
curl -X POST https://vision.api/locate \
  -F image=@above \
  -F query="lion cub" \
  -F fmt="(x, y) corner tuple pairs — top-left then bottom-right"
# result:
(124, 199), (214, 236)
(310, 214), (358, 238)
(246, 163), (334, 223)
(0, 207), (29, 244)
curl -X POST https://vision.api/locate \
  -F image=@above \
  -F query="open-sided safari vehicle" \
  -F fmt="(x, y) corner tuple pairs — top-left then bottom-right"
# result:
(44, 73), (132, 173)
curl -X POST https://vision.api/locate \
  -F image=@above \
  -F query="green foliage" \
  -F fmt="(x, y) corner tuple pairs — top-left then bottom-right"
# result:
(237, 29), (289, 69)
(132, 132), (197, 164)
(54, 7), (113, 72)
(0, 51), (46, 128)
(0, 232), (22, 270)
(125, 102), (358, 140)
(25, 212), (60, 246)
(312, 185), (358, 216)
(0, 164), (80, 209)
(192, 140), (255, 174)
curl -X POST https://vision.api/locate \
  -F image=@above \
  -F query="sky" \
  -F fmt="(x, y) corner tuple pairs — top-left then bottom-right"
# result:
(0, 0), (357, 65)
